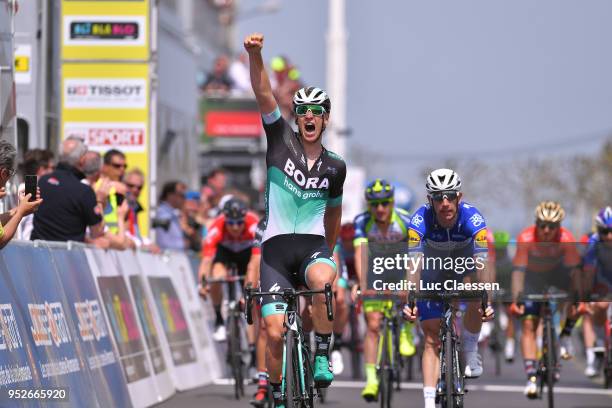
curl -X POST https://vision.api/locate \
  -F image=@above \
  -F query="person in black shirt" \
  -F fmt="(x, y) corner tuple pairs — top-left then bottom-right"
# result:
(31, 137), (105, 242)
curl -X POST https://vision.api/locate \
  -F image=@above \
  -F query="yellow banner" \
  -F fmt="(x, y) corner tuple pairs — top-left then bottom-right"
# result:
(61, 63), (151, 236)
(61, 0), (150, 61)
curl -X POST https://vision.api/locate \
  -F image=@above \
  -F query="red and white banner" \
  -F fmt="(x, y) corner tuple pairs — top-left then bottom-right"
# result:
(64, 122), (146, 152)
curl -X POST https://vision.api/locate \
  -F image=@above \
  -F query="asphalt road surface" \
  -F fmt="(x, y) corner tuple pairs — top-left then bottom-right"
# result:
(158, 346), (612, 408)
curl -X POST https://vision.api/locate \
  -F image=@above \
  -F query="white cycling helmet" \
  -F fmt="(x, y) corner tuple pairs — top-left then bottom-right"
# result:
(535, 201), (565, 223)
(293, 87), (331, 112)
(595, 206), (612, 229)
(425, 168), (462, 193)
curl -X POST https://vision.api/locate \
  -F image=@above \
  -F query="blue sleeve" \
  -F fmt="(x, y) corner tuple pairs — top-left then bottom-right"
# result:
(408, 205), (427, 252)
(262, 106), (282, 125)
(462, 204), (488, 255)
(353, 212), (369, 246)
(583, 240), (598, 268)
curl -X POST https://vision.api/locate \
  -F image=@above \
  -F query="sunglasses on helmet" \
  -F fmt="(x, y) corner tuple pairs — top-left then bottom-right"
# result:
(294, 104), (326, 116)
(430, 191), (459, 202)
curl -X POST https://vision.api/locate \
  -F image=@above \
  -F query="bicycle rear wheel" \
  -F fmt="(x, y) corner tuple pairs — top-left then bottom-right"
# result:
(349, 304), (362, 379)
(228, 313), (244, 399)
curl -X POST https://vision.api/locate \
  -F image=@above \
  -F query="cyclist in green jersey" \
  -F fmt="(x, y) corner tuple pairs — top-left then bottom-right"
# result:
(352, 179), (416, 402)
(245, 33), (347, 408)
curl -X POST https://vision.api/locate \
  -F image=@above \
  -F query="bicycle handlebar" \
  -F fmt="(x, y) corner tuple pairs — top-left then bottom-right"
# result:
(408, 290), (488, 315)
(244, 283), (335, 325)
(205, 275), (246, 284)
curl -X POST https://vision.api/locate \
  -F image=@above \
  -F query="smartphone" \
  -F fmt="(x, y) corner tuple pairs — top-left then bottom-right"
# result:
(116, 193), (125, 206)
(24, 175), (37, 202)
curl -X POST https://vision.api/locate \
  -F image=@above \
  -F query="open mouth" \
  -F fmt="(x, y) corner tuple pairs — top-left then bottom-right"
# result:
(304, 123), (316, 133)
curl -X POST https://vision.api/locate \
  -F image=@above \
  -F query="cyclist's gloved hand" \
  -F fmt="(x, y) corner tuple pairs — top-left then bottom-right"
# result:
(480, 303), (495, 322)
(198, 283), (209, 300)
(576, 302), (590, 316)
(509, 302), (524, 316)
(350, 285), (360, 302)
(402, 304), (418, 322)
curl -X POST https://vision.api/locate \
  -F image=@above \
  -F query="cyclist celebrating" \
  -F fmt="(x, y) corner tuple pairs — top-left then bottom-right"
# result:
(403, 168), (494, 408)
(198, 198), (260, 343)
(582, 206), (612, 377)
(352, 178), (415, 402)
(509, 201), (582, 398)
(245, 33), (346, 408)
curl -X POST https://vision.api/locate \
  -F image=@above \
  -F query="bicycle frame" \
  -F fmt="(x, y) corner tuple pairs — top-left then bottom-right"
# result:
(437, 300), (465, 406)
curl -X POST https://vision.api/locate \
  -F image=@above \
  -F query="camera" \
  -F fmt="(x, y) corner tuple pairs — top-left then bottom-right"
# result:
(151, 218), (171, 231)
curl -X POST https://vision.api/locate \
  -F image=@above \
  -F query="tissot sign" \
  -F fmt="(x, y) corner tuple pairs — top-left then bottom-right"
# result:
(64, 78), (147, 108)
(63, 16), (146, 46)
(64, 122), (146, 152)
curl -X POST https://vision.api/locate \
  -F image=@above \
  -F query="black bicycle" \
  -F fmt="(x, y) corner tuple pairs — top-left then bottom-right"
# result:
(375, 299), (405, 408)
(518, 292), (568, 408)
(408, 290), (488, 408)
(207, 273), (247, 400)
(245, 284), (334, 408)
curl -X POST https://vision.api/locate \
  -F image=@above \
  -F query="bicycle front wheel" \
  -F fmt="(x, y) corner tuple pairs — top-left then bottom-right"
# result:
(228, 314), (244, 399)
(444, 333), (455, 408)
(285, 330), (312, 407)
(544, 321), (555, 408)
(378, 328), (392, 408)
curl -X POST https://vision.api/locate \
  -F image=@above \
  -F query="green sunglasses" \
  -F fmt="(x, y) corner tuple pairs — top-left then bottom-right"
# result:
(295, 104), (326, 116)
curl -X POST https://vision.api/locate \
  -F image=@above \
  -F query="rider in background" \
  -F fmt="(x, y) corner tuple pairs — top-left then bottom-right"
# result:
(510, 201), (582, 398)
(493, 230), (518, 362)
(352, 179), (415, 402)
(198, 198), (260, 346)
(248, 218), (269, 407)
(403, 168), (494, 408)
(581, 206), (612, 377)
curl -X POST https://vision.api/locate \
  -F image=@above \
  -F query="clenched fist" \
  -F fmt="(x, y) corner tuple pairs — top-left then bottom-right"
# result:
(244, 33), (264, 53)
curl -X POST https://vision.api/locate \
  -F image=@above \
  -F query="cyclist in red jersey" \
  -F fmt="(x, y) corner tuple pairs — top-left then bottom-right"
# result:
(510, 201), (582, 398)
(198, 198), (260, 346)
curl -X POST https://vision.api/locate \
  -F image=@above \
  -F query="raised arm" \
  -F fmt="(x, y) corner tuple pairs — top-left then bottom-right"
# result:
(244, 33), (278, 114)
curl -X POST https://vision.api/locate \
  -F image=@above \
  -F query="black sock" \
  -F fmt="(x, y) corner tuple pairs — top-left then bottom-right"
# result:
(249, 344), (256, 368)
(332, 332), (343, 350)
(524, 359), (537, 378)
(303, 331), (311, 350)
(315, 332), (332, 357)
(214, 305), (223, 326)
(270, 382), (282, 402)
(560, 318), (576, 337)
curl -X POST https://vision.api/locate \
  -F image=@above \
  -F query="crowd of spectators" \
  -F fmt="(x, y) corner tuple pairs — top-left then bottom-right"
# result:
(0, 138), (251, 255)
(200, 52), (304, 119)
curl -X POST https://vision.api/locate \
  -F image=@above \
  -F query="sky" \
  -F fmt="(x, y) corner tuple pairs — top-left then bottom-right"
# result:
(236, 0), (612, 231)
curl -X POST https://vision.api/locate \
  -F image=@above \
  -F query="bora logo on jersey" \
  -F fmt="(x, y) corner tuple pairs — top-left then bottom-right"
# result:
(284, 158), (329, 189)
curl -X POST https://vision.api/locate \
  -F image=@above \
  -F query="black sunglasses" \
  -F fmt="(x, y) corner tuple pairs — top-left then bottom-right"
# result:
(536, 221), (560, 230)
(598, 227), (612, 235)
(368, 200), (392, 208)
(111, 162), (127, 169)
(430, 191), (459, 202)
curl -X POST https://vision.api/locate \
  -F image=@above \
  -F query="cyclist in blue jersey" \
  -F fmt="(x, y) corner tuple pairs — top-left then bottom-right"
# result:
(245, 33), (346, 408)
(403, 168), (494, 408)
(582, 206), (612, 377)
(352, 179), (416, 402)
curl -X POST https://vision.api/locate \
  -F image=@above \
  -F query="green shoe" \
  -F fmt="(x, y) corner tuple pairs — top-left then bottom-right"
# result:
(400, 324), (416, 357)
(361, 381), (379, 402)
(313, 355), (334, 387)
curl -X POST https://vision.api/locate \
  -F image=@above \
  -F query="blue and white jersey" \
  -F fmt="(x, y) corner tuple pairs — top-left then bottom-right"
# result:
(583, 233), (612, 285)
(408, 202), (488, 275)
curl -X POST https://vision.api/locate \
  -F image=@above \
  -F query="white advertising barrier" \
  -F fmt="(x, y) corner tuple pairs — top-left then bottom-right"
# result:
(164, 251), (223, 380)
(84, 248), (164, 408)
(135, 251), (209, 390)
(111, 250), (175, 402)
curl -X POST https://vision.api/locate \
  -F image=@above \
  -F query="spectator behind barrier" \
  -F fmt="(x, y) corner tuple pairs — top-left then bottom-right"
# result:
(155, 181), (187, 250)
(0, 141), (43, 247)
(182, 190), (204, 252)
(31, 137), (105, 242)
(81, 151), (102, 185)
(228, 52), (252, 95)
(124, 168), (159, 252)
(17, 148), (54, 240)
(201, 167), (227, 215)
(202, 55), (234, 95)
